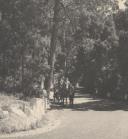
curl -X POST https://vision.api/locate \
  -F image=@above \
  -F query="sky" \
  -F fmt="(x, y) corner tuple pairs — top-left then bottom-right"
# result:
(118, 0), (126, 9)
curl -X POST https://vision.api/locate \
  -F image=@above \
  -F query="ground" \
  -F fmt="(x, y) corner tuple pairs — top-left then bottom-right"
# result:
(1, 93), (128, 139)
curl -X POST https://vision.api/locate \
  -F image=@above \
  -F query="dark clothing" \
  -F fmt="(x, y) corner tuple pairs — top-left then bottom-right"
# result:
(44, 78), (49, 90)
(69, 84), (75, 105)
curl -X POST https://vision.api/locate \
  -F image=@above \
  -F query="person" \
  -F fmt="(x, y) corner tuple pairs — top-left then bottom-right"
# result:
(53, 82), (60, 103)
(44, 76), (49, 91)
(69, 83), (75, 106)
(65, 77), (70, 104)
(65, 78), (70, 90)
(60, 79), (65, 105)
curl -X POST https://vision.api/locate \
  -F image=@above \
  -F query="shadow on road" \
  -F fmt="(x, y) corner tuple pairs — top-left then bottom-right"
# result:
(51, 93), (128, 112)
(72, 99), (128, 111)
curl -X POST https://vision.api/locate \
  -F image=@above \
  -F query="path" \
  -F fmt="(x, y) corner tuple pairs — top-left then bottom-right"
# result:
(1, 93), (128, 139)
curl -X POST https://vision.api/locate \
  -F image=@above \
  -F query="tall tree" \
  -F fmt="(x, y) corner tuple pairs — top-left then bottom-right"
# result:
(48, 0), (60, 94)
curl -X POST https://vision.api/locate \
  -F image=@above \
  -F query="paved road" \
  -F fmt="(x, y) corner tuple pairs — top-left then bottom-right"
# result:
(2, 93), (128, 139)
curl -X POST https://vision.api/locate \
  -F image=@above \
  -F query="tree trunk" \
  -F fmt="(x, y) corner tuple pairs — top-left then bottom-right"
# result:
(48, 0), (60, 96)
(21, 49), (24, 93)
(2, 51), (6, 91)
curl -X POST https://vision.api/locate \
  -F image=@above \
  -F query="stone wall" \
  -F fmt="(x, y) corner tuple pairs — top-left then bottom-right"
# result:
(0, 97), (49, 133)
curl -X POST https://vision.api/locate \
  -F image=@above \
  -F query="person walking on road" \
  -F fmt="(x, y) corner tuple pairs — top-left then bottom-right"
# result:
(69, 83), (75, 106)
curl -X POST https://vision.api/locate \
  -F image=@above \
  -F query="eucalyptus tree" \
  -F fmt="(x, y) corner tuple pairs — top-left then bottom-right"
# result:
(114, 5), (128, 98)
(0, 0), (50, 95)
(65, 0), (119, 95)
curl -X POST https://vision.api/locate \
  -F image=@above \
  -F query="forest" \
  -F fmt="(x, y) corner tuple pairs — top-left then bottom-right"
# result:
(0, 0), (128, 100)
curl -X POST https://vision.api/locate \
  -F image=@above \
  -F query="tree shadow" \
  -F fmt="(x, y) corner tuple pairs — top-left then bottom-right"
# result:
(72, 99), (128, 111)
(51, 94), (128, 111)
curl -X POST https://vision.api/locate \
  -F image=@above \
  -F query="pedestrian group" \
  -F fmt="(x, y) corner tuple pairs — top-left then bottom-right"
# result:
(53, 77), (75, 106)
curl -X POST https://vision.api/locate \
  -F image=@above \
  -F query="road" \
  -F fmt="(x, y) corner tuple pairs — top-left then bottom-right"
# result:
(2, 93), (128, 139)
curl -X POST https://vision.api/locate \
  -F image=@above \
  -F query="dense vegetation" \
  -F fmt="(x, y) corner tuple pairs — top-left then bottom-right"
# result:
(0, 0), (128, 100)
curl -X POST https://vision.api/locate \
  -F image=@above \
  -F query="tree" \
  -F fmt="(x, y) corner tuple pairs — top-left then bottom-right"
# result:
(68, 0), (119, 96)
(48, 0), (60, 95)
(114, 8), (128, 98)
(0, 0), (51, 96)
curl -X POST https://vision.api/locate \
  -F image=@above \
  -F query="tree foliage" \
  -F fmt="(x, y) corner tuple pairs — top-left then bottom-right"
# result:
(0, 0), (128, 100)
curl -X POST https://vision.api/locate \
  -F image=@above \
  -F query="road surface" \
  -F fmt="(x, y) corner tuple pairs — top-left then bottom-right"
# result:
(2, 93), (128, 139)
